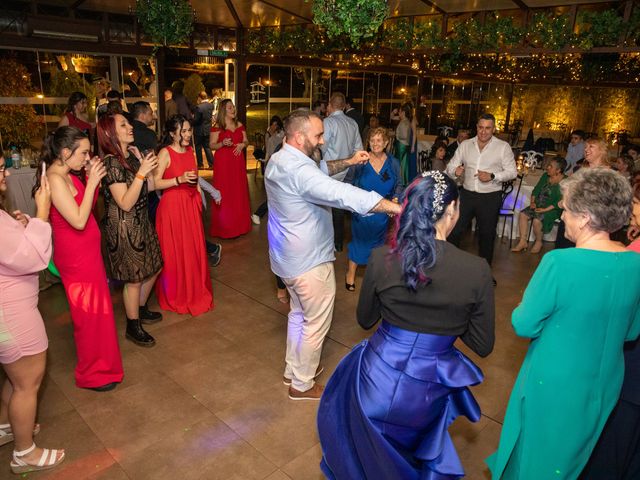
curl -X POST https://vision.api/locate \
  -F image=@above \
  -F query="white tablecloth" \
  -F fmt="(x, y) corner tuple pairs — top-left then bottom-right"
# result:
(6, 167), (37, 216)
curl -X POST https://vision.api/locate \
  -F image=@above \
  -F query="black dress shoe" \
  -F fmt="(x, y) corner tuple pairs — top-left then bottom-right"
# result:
(139, 305), (162, 324)
(86, 382), (118, 392)
(492, 277), (497, 287)
(126, 318), (156, 347)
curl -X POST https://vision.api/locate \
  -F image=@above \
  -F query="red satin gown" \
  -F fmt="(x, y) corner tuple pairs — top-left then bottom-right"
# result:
(209, 125), (251, 238)
(155, 146), (213, 316)
(49, 174), (124, 388)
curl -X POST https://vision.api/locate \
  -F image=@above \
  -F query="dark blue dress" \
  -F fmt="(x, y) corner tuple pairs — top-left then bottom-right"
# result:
(348, 156), (402, 265)
(318, 322), (483, 480)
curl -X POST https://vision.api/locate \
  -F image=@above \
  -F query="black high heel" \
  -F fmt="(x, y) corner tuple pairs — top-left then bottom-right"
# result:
(345, 280), (356, 292)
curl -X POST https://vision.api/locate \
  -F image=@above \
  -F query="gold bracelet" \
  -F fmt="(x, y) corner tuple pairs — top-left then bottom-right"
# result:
(135, 173), (145, 181)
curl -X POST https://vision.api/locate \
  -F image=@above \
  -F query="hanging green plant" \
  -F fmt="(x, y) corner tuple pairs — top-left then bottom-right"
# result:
(577, 9), (624, 49)
(412, 19), (442, 50)
(379, 18), (413, 50)
(526, 13), (576, 50)
(309, 0), (389, 46)
(134, 0), (194, 49)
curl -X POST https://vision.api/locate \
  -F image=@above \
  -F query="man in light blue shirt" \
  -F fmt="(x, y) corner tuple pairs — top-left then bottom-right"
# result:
(322, 92), (363, 252)
(266, 109), (401, 400)
(565, 130), (585, 173)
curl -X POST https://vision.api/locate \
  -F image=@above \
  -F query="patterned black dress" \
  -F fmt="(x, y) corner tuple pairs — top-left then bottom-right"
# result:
(101, 154), (163, 282)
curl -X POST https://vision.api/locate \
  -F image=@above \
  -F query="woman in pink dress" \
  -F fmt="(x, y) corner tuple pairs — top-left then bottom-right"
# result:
(153, 115), (213, 316)
(209, 99), (251, 238)
(42, 126), (124, 391)
(0, 156), (65, 473)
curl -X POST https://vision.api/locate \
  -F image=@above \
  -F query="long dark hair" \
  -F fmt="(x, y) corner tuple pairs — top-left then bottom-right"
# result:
(160, 114), (192, 149)
(390, 172), (459, 291)
(32, 126), (88, 196)
(66, 91), (87, 113)
(97, 113), (133, 172)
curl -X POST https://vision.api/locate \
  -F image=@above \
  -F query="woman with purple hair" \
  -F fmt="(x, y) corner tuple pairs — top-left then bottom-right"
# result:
(317, 171), (495, 479)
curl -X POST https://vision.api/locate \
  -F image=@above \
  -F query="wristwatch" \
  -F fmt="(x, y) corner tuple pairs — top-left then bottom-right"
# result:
(490, 173), (496, 181)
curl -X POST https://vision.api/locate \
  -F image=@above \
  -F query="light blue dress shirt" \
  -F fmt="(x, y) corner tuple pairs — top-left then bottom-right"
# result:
(565, 141), (585, 172)
(265, 143), (383, 279)
(321, 110), (363, 181)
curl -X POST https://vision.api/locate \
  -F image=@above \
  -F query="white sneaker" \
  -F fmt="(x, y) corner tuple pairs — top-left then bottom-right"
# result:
(251, 214), (261, 225)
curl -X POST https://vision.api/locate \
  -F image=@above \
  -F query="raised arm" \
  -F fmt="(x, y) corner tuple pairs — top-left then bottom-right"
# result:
(326, 151), (369, 176)
(49, 161), (104, 230)
(105, 153), (158, 213)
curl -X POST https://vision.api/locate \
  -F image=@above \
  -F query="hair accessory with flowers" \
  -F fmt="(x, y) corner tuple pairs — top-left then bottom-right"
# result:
(421, 170), (448, 220)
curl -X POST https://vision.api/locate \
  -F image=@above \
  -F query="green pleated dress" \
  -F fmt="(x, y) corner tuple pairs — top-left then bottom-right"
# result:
(487, 248), (640, 479)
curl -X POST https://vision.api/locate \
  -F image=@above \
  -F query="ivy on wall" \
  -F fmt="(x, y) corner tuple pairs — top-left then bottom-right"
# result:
(246, 8), (640, 82)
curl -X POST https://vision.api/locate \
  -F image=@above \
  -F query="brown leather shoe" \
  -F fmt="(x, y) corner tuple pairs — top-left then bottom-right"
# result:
(288, 383), (324, 401)
(283, 365), (324, 386)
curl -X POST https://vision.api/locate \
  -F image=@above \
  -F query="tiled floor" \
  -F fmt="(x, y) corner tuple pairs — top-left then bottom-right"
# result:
(0, 173), (546, 479)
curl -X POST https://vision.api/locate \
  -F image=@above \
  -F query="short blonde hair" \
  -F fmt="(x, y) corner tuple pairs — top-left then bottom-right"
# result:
(585, 138), (610, 167)
(368, 127), (390, 144)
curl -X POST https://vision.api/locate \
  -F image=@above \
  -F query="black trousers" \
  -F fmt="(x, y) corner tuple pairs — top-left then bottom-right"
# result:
(254, 200), (268, 218)
(580, 399), (640, 480)
(448, 189), (502, 265)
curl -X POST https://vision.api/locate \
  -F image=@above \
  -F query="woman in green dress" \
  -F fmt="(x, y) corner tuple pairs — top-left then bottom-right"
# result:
(511, 157), (566, 254)
(487, 168), (640, 479)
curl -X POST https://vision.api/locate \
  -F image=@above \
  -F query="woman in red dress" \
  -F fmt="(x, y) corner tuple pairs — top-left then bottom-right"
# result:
(209, 99), (251, 238)
(43, 126), (124, 391)
(153, 115), (213, 316)
(57, 92), (93, 137)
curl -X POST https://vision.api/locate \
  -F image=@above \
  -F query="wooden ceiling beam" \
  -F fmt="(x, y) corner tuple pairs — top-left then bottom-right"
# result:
(223, 0), (243, 28)
(416, 0), (446, 15)
(510, 0), (529, 11)
(258, 0), (312, 23)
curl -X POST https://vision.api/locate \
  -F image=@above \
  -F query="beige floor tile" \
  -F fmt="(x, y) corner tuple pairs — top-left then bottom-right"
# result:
(280, 443), (325, 480)
(116, 416), (277, 480)
(215, 385), (321, 467)
(75, 374), (212, 456)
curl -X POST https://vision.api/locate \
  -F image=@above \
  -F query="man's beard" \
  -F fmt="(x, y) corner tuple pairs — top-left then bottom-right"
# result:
(302, 138), (320, 160)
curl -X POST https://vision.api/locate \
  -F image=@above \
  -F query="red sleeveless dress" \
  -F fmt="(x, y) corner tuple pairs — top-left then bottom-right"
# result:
(155, 146), (213, 316)
(49, 174), (124, 388)
(209, 125), (251, 238)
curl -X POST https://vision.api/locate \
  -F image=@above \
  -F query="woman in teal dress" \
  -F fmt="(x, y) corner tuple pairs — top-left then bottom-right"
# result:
(394, 103), (416, 184)
(511, 157), (566, 254)
(345, 128), (403, 291)
(487, 168), (640, 479)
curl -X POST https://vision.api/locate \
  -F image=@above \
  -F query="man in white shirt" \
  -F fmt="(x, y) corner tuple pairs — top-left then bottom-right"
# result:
(446, 114), (517, 278)
(321, 92), (363, 251)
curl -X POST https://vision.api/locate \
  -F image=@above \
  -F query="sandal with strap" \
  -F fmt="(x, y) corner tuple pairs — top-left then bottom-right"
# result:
(10, 443), (65, 474)
(0, 423), (41, 447)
